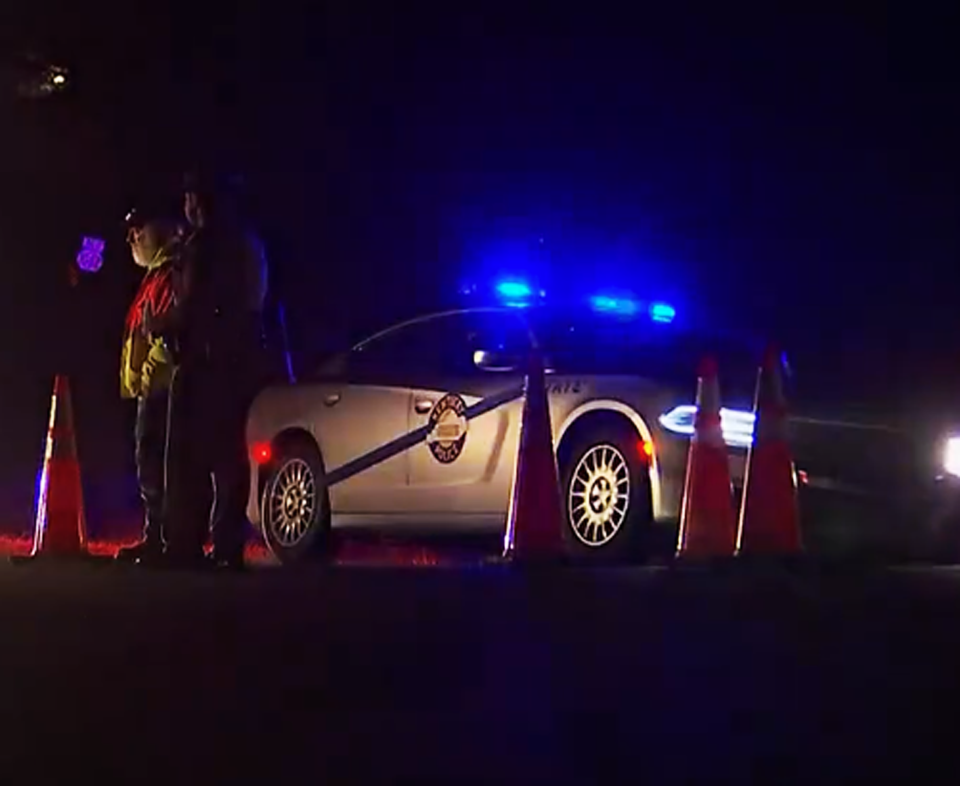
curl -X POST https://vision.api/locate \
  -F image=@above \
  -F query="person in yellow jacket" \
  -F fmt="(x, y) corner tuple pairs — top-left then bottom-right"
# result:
(116, 212), (182, 564)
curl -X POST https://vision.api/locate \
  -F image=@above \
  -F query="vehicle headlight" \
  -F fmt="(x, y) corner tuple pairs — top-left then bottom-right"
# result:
(658, 405), (755, 449)
(943, 436), (960, 478)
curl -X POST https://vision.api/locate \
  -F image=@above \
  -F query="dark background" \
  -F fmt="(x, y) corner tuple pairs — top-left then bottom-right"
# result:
(0, 4), (952, 531)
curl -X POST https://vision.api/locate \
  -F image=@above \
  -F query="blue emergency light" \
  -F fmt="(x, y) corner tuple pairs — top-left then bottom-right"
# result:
(495, 280), (531, 300)
(649, 302), (676, 323)
(588, 292), (676, 324)
(588, 295), (640, 316)
(492, 279), (547, 308)
(469, 278), (676, 323)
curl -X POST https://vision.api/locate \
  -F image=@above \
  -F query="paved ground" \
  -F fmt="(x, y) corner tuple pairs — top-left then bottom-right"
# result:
(2, 556), (960, 783)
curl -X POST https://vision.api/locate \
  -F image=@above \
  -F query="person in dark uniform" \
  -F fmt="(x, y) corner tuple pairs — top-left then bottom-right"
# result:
(162, 170), (268, 570)
(116, 211), (182, 564)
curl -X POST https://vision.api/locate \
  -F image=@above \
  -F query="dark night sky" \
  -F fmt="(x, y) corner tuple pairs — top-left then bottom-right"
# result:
(0, 3), (954, 516)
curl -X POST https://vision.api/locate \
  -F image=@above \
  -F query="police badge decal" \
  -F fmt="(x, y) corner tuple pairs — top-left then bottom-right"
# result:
(426, 393), (469, 464)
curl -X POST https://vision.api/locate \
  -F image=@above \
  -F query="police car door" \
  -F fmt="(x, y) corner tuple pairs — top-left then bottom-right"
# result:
(406, 311), (527, 524)
(310, 325), (417, 518)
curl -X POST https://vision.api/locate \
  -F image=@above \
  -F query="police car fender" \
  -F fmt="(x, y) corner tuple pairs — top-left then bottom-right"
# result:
(555, 399), (662, 519)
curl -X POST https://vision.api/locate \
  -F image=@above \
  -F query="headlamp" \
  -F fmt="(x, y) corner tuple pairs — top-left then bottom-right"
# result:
(942, 436), (960, 478)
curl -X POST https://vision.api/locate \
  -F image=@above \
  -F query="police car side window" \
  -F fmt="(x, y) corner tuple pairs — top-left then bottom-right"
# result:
(470, 313), (530, 358)
(418, 314), (478, 375)
(444, 313), (529, 375)
(349, 326), (422, 376)
(349, 315), (476, 377)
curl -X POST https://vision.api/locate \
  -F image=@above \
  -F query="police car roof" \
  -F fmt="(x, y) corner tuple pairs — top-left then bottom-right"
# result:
(353, 302), (761, 358)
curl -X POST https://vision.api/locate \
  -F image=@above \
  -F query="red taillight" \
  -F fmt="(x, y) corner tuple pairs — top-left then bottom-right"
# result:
(253, 442), (272, 464)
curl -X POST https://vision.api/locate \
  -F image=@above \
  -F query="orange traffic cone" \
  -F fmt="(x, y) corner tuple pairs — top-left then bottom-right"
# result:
(736, 346), (802, 555)
(501, 347), (565, 563)
(13, 375), (90, 563)
(675, 357), (737, 560)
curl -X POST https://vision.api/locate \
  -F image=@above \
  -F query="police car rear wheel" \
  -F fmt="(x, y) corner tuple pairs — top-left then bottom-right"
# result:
(560, 426), (650, 562)
(260, 441), (331, 564)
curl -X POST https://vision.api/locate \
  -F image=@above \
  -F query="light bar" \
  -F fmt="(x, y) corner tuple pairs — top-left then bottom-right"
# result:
(588, 293), (676, 323)
(658, 405), (755, 448)
(495, 280), (532, 300)
(589, 295), (640, 316)
(494, 280), (545, 308)
(649, 302), (676, 323)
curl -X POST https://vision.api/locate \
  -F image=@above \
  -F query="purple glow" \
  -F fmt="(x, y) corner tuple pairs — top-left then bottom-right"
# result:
(76, 236), (105, 273)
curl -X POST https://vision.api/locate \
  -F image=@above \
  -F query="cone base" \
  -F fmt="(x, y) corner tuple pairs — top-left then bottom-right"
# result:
(671, 554), (741, 574)
(733, 552), (806, 569)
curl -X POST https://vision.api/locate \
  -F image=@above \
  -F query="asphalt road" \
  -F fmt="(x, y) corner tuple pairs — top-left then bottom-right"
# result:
(1, 558), (959, 783)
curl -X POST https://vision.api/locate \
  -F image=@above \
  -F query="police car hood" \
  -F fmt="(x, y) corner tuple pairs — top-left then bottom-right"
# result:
(539, 318), (935, 495)
(765, 352), (950, 499)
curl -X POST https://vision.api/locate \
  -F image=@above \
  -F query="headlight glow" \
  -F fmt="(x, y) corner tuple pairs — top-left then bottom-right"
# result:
(944, 436), (960, 478)
(658, 405), (755, 448)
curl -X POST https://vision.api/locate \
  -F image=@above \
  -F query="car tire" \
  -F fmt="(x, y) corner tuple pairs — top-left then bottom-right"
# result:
(559, 424), (652, 563)
(260, 438), (332, 565)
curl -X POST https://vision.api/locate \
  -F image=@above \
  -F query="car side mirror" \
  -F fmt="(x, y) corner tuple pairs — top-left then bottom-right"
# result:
(473, 349), (519, 373)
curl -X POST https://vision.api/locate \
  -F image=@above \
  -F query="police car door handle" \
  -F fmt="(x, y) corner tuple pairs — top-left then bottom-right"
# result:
(414, 398), (434, 414)
(324, 393), (341, 407)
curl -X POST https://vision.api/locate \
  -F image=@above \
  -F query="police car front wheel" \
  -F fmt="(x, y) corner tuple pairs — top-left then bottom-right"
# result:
(559, 425), (651, 562)
(260, 439), (332, 564)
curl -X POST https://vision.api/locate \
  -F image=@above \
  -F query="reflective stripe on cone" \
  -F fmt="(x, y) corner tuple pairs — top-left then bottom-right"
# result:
(676, 357), (737, 559)
(27, 375), (89, 559)
(502, 348), (565, 563)
(736, 346), (802, 555)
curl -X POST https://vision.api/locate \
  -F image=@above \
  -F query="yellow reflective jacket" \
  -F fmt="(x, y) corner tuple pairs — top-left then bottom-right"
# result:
(119, 250), (177, 400)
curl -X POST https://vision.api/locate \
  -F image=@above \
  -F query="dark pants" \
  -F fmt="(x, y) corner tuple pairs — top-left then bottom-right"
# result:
(164, 355), (254, 561)
(135, 391), (170, 546)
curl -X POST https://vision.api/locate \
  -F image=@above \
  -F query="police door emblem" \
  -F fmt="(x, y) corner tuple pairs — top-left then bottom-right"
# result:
(426, 393), (468, 464)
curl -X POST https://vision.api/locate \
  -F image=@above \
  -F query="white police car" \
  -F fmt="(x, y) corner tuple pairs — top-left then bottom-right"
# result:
(244, 281), (769, 564)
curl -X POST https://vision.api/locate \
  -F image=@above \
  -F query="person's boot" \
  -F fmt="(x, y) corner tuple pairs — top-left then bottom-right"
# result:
(211, 521), (249, 572)
(164, 532), (213, 571)
(209, 546), (247, 573)
(163, 549), (213, 571)
(116, 539), (164, 565)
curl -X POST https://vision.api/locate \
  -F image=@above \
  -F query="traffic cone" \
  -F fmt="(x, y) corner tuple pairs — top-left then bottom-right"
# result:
(501, 347), (565, 563)
(12, 375), (90, 563)
(736, 346), (802, 556)
(675, 357), (737, 560)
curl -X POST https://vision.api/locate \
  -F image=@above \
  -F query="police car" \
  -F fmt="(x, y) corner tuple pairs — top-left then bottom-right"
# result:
(244, 280), (770, 564)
